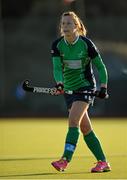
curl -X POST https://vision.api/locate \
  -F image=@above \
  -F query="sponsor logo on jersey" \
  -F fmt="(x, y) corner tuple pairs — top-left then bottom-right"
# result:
(64, 60), (82, 69)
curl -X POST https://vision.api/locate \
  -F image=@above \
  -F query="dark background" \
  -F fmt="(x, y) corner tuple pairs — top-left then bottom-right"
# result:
(1, 0), (127, 117)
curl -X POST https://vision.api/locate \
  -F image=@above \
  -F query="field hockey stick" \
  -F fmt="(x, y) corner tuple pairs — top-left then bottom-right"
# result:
(22, 80), (109, 98)
(22, 80), (57, 95)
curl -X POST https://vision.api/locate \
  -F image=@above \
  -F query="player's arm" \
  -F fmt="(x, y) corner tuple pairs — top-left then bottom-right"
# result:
(86, 38), (108, 98)
(51, 40), (64, 94)
(52, 57), (63, 84)
(86, 38), (108, 85)
(92, 55), (108, 87)
(51, 40), (63, 83)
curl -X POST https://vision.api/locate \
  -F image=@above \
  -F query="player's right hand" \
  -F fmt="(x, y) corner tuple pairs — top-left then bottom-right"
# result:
(54, 83), (64, 95)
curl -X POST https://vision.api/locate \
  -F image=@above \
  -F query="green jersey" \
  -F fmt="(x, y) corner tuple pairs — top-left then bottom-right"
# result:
(51, 36), (108, 91)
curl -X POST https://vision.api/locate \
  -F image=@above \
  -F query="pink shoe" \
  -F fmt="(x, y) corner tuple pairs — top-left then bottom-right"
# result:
(51, 158), (68, 172)
(91, 161), (111, 173)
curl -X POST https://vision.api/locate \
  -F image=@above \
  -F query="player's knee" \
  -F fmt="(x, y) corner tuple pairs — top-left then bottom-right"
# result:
(69, 118), (80, 127)
(80, 124), (92, 135)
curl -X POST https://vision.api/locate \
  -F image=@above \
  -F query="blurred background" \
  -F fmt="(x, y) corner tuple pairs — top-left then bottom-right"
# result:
(1, 0), (127, 117)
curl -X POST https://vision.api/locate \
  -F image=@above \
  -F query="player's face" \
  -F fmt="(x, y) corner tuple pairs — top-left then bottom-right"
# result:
(61, 15), (77, 36)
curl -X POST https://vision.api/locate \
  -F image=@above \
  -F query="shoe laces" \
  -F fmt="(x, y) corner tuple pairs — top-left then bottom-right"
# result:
(94, 161), (104, 168)
(57, 158), (67, 165)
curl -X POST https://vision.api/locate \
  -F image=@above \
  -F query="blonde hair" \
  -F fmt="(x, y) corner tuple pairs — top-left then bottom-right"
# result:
(60, 11), (87, 36)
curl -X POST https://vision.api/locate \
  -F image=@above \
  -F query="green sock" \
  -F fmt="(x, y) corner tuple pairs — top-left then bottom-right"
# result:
(62, 127), (80, 162)
(84, 131), (106, 161)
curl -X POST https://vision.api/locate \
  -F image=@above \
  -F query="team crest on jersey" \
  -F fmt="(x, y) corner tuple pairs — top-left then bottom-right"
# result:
(78, 51), (84, 58)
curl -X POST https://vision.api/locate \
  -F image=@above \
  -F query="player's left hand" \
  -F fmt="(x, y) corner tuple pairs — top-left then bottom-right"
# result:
(98, 87), (108, 99)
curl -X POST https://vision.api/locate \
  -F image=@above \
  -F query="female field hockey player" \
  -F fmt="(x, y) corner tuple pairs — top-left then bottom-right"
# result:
(51, 11), (111, 173)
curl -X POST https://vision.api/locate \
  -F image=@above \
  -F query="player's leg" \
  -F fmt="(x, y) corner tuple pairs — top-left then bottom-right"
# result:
(51, 101), (89, 171)
(80, 111), (93, 135)
(80, 112), (111, 172)
(62, 101), (89, 160)
(80, 112), (106, 161)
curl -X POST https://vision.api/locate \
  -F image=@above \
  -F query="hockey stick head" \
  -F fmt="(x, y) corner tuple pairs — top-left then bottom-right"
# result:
(22, 79), (34, 92)
(22, 80), (30, 90)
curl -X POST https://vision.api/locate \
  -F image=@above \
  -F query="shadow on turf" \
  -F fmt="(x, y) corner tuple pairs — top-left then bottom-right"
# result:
(0, 171), (91, 178)
(0, 157), (91, 177)
(0, 155), (93, 161)
(0, 157), (54, 161)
